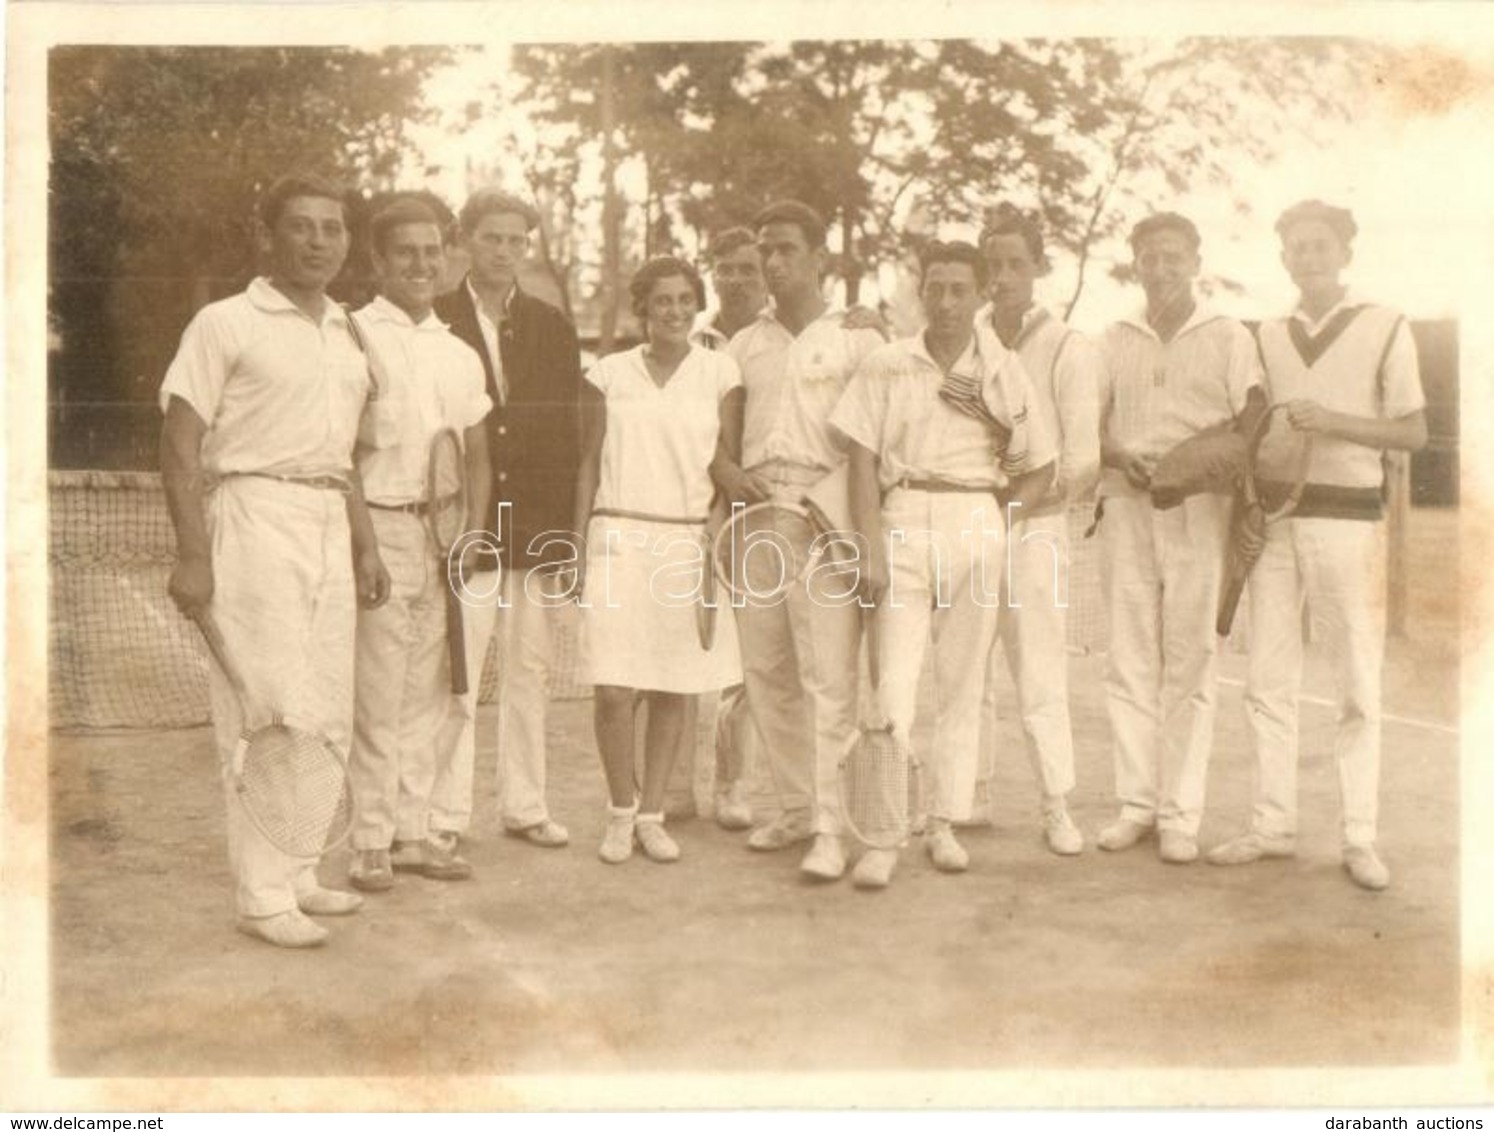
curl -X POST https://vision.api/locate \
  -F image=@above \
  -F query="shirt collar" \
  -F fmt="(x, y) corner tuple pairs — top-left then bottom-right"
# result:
(1291, 288), (1367, 334)
(977, 301), (1050, 347)
(1120, 298), (1220, 342)
(690, 309), (730, 349)
(247, 276), (348, 325)
(466, 276), (517, 321)
(361, 293), (448, 331)
(1020, 304), (1050, 337)
(761, 301), (846, 335)
(908, 329), (982, 378)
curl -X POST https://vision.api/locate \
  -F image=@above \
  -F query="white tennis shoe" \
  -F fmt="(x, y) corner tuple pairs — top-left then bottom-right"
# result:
(1343, 845), (1390, 891)
(297, 887), (364, 916)
(1042, 807), (1085, 856)
(635, 816), (681, 863)
(800, 834), (847, 881)
(599, 805), (637, 865)
(236, 909), (328, 949)
(852, 849), (898, 889)
(1206, 830), (1296, 866)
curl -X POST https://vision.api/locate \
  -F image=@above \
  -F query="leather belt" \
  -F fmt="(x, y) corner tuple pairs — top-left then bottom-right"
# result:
(591, 507), (707, 527)
(369, 499), (433, 515)
(1015, 497), (1067, 519)
(223, 471), (352, 494)
(747, 459), (826, 488)
(1286, 483), (1383, 522)
(890, 477), (999, 495)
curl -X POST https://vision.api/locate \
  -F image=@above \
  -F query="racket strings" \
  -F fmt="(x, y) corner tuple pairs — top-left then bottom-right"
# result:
(714, 505), (823, 604)
(237, 727), (353, 857)
(841, 728), (916, 848)
(427, 431), (467, 551)
(1252, 411), (1314, 517)
(428, 493), (466, 551)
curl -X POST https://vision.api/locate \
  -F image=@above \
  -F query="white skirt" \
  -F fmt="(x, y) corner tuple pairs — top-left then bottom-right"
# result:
(579, 516), (742, 693)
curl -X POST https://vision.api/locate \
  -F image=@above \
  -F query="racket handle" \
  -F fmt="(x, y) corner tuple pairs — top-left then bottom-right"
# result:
(863, 604), (880, 691)
(190, 608), (249, 696)
(445, 588), (469, 696)
(1216, 571), (1248, 637)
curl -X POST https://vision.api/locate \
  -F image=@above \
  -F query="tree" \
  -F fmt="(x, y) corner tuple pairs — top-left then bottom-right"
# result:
(505, 38), (1385, 318)
(49, 45), (450, 466)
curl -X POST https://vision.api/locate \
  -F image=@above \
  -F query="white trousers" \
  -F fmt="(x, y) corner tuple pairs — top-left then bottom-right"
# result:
(714, 684), (758, 785)
(431, 566), (561, 834)
(1101, 491), (1229, 836)
(349, 509), (449, 849)
(675, 685), (757, 799)
(879, 490), (1004, 824)
(733, 496), (861, 836)
(204, 477), (355, 918)
(978, 506), (1077, 807)
(1243, 517), (1387, 849)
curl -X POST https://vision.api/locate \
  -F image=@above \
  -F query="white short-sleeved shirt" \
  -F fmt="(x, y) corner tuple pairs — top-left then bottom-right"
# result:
(586, 345), (742, 518)
(727, 307), (885, 472)
(158, 277), (372, 477)
(689, 309), (731, 352)
(1257, 292), (1424, 489)
(352, 296), (493, 506)
(830, 331), (1056, 494)
(979, 303), (1102, 502)
(1098, 303), (1262, 495)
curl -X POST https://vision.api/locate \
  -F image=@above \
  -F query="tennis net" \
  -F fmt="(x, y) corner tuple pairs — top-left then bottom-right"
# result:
(48, 470), (1112, 730)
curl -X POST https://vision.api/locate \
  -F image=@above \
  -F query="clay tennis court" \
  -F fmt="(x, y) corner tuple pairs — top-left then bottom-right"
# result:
(47, 505), (1461, 1077)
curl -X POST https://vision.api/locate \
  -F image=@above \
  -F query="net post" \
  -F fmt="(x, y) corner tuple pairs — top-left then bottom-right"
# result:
(1386, 451), (1410, 639)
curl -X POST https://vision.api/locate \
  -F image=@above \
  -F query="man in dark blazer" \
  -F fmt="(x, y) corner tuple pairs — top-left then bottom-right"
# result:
(428, 188), (582, 856)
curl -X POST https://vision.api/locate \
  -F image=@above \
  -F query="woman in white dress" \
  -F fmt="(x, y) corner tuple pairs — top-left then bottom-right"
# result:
(575, 256), (746, 864)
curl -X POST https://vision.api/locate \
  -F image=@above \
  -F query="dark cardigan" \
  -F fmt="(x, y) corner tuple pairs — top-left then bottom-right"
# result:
(435, 280), (584, 570)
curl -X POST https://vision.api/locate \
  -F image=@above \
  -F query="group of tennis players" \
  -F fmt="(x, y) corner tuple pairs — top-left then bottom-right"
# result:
(160, 172), (1425, 948)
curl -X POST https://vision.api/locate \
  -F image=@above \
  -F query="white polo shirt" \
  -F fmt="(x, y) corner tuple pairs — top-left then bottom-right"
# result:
(727, 306), (885, 473)
(1098, 302), (1261, 495)
(352, 296), (492, 507)
(830, 330), (1055, 494)
(158, 276), (371, 477)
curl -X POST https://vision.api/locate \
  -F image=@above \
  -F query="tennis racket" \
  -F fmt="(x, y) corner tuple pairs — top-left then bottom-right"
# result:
(838, 606), (921, 850)
(190, 609), (353, 858)
(1216, 403), (1315, 636)
(696, 528), (718, 650)
(427, 427), (470, 695)
(711, 499), (833, 605)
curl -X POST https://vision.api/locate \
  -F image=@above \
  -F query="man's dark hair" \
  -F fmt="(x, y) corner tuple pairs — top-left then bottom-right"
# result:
(1129, 212), (1202, 255)
(458, 188), (541, 235)
(1275, 199), (1358, 247)
(369, 199), (444, 256)
(706, 226), (759, 264)
(629, 255), (707, 321)
(259, 172), (348, 229)
(978, 205), (1046, 266)
(753, 200), (827, 249)
(918, 240), (989, 291)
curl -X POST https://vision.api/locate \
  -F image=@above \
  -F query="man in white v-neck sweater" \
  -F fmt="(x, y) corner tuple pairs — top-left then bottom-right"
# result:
(1207, 200), (1426, 891)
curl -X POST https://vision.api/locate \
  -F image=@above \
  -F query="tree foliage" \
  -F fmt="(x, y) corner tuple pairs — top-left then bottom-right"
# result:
(508, 38), (1385, 313)
(49, 45), (451, 465)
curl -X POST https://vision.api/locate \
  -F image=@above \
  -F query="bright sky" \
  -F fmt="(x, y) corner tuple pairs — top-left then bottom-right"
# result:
(407, 41), (1494, 335)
